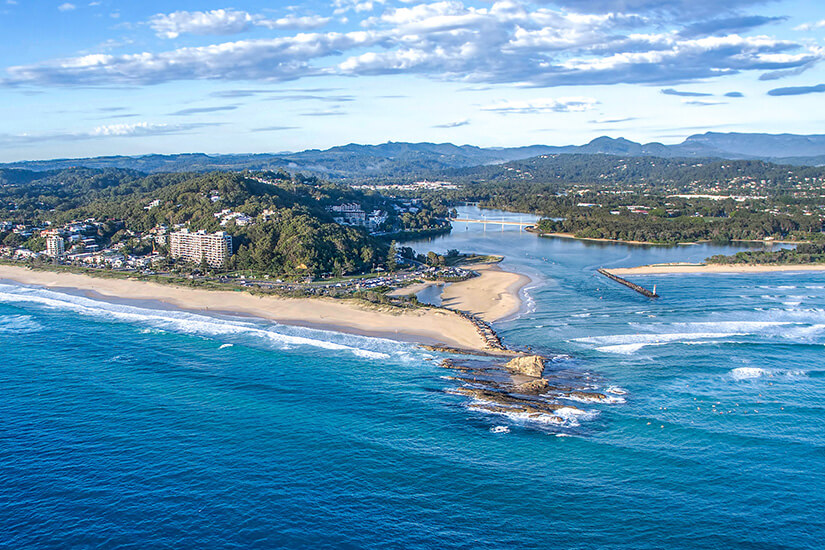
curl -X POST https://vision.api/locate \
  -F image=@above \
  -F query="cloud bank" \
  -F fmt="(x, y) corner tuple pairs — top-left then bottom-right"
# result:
(2, 1), (820, 93)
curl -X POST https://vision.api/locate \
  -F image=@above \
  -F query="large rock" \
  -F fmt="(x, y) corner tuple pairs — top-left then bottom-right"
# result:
(504, 355), (546, 378)
(513, 378), (550, 395)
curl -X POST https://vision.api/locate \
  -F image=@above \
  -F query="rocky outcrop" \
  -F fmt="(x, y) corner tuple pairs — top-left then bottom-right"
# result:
(453, 387), (577, 415)
(565, 391), (608, 402)
(470, 403), (563, 422)
(504, 355), (546, 378)
(513, 378), (550, 395)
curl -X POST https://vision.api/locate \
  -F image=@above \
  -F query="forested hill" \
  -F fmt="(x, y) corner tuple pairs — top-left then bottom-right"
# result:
(0, 168), (448, 276)
(439, 154), (825, 193)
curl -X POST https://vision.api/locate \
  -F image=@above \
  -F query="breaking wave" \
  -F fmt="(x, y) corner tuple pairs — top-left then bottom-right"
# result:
(0, 314), (42, 334)
(0, 283), (395, 360)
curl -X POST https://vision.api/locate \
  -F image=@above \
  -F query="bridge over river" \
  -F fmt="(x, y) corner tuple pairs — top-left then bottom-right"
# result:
(451, 217), (536, 230)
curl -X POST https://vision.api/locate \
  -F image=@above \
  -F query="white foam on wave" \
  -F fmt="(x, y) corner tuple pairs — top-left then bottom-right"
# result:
(730, 367), (808, 380)
(554, 407), (599, 426)
(730, 367), (768, 379)
(562, 392), (625, 404)
(219, 343), (233, 350)
(0, 283), (394, 360)
(468, 403), (564, 425)
(595, 342), (663, 354)
(577, 331), (741, 354)
(0, 314), (42, 334)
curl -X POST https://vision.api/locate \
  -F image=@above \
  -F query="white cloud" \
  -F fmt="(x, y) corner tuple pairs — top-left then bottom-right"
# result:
(149, 9), (331, 39)
(58, 3), (76, 12)
(4, 1), (822, 90)
(794, 19), (825, 32)
(433, 119), (470, 128)
(334, 0), (386, 15)
(91, 122), (167, 136)
(0, 121), (220, 146)
(149, 10), (254, 39)
(257, 14), (332, 30)
(482, 97), (599, 114)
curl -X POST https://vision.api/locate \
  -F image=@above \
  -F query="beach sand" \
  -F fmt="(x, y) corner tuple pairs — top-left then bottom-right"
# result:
(609, 262), (825, 275)
(440, 263), (530, 322)
(0, 265), (504, 352)
(539, 232), (685, 246)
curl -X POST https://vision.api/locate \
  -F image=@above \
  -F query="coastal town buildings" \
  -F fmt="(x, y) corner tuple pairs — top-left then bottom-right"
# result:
(330, 203), (388, 231)
(169, 229), (233, 267)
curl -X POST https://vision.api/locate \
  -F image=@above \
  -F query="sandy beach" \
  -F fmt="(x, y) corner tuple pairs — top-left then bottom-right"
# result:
(609, 262), (825, 275)
(380, 263), (530, 322)
(440, 263), (530, 322)
(0, 265), (507, 352)
(538, 232), (687, 246)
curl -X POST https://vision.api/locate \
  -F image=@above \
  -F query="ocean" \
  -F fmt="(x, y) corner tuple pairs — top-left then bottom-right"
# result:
(2, 206), (823, 549)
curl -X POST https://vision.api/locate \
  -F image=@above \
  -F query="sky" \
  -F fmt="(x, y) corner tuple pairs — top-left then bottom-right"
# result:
(0, 0), (824, 161)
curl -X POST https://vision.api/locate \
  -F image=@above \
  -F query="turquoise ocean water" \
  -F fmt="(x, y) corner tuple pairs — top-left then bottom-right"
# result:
(2, 206), (823, 548)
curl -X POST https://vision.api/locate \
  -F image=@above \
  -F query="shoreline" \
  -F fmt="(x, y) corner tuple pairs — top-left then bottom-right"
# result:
(0, 264), (524, 354)
(537, 231), (686, 246)
(536, 231), (806, 247)
(441, 263), (531, 322)
(387, 262), (531, 323)
(608, 262), (825, 275)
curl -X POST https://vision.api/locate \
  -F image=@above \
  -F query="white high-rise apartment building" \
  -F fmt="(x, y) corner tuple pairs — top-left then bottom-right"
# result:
(169, 230), (232, 268)
(46, 234), (65, 257)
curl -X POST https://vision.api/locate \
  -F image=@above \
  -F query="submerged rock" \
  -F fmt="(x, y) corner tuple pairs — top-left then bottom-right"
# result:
(439, 359), (470, 373)
(513, 378), (550, 395)
(504, 355), (546, 378)
(470, 403), (563, 422)
(453, 387), (575, 414)
(565, 391), (609, 402)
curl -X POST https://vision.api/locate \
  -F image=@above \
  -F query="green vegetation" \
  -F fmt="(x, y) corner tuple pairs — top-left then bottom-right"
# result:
(707, 242), (825, 265)
(441, 154), (825, 195)
(536, 210), (822, 244)
(0, 168), (452, 278)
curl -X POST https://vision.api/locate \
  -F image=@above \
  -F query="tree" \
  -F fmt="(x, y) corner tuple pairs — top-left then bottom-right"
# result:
(386, 240), (398, 272)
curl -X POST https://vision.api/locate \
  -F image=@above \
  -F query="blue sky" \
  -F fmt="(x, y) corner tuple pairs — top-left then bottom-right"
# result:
(0, 0), (824, 161)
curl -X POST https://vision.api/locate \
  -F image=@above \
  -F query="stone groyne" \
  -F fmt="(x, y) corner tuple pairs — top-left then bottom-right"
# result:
(453, 310), (506, 351)
(597, 268), (659, 298)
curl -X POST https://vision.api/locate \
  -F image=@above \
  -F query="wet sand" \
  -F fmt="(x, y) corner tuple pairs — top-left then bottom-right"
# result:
(0, 265), (493, 352)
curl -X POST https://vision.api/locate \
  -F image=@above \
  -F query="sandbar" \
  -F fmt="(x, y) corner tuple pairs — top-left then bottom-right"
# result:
(609, 262), (825, 275)
(440, 263), (530, 322)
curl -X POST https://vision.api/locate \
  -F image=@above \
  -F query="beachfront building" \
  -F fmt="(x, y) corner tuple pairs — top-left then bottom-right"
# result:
(169, 229), (233, 268)
(46, 234), (65, 258)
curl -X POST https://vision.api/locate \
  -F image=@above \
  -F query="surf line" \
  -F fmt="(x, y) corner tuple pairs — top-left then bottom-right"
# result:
(597, 268), (659, 298)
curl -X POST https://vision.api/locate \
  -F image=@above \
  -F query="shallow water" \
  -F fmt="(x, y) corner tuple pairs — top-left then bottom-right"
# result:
(1, 207), (823, 548)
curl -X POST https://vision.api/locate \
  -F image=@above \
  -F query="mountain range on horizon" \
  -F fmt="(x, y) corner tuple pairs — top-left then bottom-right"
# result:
(4, 132), (825, 178)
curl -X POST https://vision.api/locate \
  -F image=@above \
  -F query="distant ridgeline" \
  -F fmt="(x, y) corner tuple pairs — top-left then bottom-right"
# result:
(4, 133), (825, 181)
(0, 168), (450, 277)
(439, 154), (825, 194)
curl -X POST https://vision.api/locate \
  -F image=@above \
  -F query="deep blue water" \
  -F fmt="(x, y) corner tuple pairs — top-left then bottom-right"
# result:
(2, 207), (824, 549)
